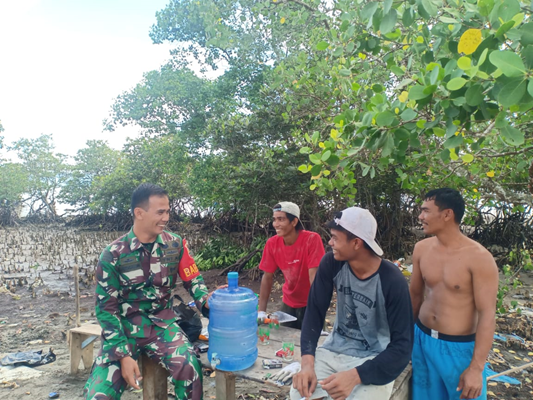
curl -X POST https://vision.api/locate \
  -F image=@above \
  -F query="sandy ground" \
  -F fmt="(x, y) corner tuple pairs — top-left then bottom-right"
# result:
(1, 226), (533, 399)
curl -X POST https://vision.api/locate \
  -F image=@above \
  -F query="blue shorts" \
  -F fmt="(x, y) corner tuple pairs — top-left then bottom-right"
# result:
(412, 319), (487, 400)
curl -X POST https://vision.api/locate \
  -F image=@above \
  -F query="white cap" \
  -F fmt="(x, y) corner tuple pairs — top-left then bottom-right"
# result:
(273, 202), (300, 219)
(333, 207), (383, 256)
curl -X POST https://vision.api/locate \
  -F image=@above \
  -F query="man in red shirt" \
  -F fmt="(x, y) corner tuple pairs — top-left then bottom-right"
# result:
(258, 202), (325, 329)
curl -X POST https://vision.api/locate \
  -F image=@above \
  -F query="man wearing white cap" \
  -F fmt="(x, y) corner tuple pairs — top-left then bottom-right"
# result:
(258, 202), (325, 329)
(292, 207), (413, 400)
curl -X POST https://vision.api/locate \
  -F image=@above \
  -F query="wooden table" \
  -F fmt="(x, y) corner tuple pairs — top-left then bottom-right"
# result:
(200, 325), (304, 400)
(200, 325), (411, 400)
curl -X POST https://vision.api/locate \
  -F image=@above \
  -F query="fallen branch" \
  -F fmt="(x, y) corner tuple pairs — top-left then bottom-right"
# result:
(219, 249), (261, 276)
(487, 360), (533, 381)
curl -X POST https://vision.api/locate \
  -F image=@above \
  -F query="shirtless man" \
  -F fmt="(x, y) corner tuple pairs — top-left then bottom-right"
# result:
(410, 188), (498, 400)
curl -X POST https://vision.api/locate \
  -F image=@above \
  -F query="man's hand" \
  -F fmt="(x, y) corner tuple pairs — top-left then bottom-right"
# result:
(257, 311), (268, 324)
(292, 360), (317, 399)
(205, 285), (228, 309)
(119, 356), (141, 390)
(319, 368), (361, 400)
(457, 366), (483, 399)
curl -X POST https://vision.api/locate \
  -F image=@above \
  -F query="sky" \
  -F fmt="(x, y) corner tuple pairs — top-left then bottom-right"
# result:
(0, 0), (175, 157)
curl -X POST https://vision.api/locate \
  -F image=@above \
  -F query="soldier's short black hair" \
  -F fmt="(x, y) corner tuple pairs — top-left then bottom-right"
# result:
(131, 183), (168, 215)
(424, 188), (465, 224)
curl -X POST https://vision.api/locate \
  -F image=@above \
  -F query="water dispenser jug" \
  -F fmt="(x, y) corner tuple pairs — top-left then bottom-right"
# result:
(207, 272), (258, 371)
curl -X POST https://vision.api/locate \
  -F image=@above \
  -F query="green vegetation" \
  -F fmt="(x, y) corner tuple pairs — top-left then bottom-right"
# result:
(0, 0), (531, 269)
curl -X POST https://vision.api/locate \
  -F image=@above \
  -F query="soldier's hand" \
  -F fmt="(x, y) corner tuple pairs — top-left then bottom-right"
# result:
(320, 369), (361, 400)
(205, 285), (228, 309)
(119, 356), (142, 390)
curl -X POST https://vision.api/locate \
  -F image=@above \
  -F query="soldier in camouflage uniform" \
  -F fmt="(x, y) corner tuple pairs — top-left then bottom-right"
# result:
(84, 183), (209, 400)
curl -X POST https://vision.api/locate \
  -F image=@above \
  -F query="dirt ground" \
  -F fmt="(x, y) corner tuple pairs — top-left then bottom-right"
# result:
(1, 226), (533, 400)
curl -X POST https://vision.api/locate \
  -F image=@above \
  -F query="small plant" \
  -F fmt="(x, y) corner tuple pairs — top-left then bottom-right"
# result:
(496, 248), (532, 314)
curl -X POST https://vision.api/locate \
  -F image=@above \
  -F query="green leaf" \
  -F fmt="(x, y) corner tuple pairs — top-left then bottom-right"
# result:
(321, 150), (332, 162)
(309, 153), (322, 164)
(478, 0), (495, 17)
(380, 9), (397, 35)
(457, 57), (471, 70)
(500, 125), (525, 145)
(327, 154), (340, 166)
(316, 41), (329, 51)
(520, 22), (533, 46)
(443, 134), (464, 148)
(447, 77), (467, 91)
(390, 66), (405, 77)
(421, 0), (438, 17)
(400, 109), (417, 121)
(339, 69), (351, 77)
(402, 7), (415, 26)
(440, 16), (459, 23)
(465, 84), (484, 106)
(408, 85), (431, 100)
(495, 77), (527, 107)
(375, 111), (396, 126)
(489, 51), (526, 77)
(528, 79), (533, 98)
(361, 2), (379, 21)
(461, 154), (474, 163)
(523, 46), (533, 69)
(495, 20), (516, 39)
(310, 164), (322, 176)
(383, 0), (393, 14)
(297, 165), (309, 173)
(299, 146), (311, 154)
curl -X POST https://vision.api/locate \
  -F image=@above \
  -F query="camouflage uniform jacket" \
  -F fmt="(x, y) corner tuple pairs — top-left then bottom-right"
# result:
(95, 228), (208, 363)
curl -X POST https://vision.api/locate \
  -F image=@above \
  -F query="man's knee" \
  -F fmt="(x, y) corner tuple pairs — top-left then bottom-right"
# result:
(84, 361), (126, 400)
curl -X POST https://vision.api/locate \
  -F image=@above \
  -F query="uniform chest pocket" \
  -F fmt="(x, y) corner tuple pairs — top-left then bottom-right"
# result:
(118, 257), (144, 286)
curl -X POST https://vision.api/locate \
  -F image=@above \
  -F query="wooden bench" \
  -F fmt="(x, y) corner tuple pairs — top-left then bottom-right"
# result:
(200, 325), (412, 400)
(68, 323), (170, 400)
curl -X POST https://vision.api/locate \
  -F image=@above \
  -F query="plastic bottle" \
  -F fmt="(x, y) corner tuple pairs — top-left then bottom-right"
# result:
(207, 272), (258, 371)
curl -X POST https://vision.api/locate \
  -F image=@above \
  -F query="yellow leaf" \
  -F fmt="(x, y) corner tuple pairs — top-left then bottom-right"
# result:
(504, 382), (511, 388)
(528, 352), (533, 356)
(448, 24), (454, 31)
(473, 188), (478, 192)
(402, 270), (412, 276)
(280, 17), (286, 24)
(514, 356), (521, 360)
(402, 45), (409, 50)
(486, 170), (495, 178)
(488, 382), (498, 386)
(358, 52), (367, 60)
(487, 391), (495, 396)
(416, 36), (424, 43)
(395, 107), (400, 114)
(372, 118), (376, 125)
(493, 348), (500, 353)
(319, 142), (325, 149)
(524, 358), (531, 362)
(399, 91), (409, 103)
(509, 350), (516, 354)
(458, 29), (482, 55)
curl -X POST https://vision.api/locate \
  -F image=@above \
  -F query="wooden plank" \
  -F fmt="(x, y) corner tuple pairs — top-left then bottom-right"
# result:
(70, 323), (102, 336)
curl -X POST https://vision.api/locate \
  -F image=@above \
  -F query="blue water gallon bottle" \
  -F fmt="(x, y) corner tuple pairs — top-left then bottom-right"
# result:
(208, 272), (258, 371)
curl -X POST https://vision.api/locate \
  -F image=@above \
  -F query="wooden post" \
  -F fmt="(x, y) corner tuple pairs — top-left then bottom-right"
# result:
(74, 264), (80, 327)
(141, 353), (168, 400)
(215, 371), (236, 400)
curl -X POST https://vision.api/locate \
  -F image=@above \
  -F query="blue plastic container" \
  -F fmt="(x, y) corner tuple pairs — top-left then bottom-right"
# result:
(207, 272), (258, 371)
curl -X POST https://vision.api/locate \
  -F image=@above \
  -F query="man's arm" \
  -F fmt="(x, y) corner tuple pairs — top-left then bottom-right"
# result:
(457, 250), (498, 399)
(258, 272), (274, 312)
(95, 250), (131, 362)
(409, 241), (425, 320)
(308, 267), (318, 286)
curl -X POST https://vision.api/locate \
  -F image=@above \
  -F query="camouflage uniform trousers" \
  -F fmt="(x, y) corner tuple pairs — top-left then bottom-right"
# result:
(84, 322), (203, 400)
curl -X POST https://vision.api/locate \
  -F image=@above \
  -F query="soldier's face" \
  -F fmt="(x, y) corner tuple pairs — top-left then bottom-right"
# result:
(137, 195), (170, 240)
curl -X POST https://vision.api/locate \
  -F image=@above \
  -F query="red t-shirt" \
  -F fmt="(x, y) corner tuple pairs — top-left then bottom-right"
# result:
(259, 230), (325, 308)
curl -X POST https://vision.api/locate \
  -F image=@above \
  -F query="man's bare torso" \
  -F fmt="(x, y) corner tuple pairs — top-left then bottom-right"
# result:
(416, 236), (487, 335)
